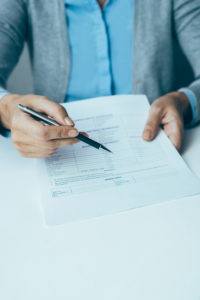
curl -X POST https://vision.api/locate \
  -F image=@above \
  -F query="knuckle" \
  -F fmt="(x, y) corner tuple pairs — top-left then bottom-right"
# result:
(56, 128), (64, 139)
(14, 142), (22, 151)
(47, 141), (57, 151)
(150, 104), (163, 116)
(152, 101), (162, 111)
(61, 127), (69, 137)
(55, 105), (66, 116)
(57, 127), (69, 138)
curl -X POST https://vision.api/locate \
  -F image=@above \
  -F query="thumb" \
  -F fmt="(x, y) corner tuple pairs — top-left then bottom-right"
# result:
(143, 106), (162, 141)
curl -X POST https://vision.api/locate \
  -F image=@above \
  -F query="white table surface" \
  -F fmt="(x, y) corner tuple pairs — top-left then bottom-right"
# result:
(0, 127), (200, 300)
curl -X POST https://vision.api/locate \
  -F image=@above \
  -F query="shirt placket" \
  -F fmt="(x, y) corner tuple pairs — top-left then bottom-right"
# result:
(89, 0), (112, 96)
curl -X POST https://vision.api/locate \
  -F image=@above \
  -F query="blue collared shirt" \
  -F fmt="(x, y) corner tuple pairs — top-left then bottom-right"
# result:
(64, 0), (133, 102)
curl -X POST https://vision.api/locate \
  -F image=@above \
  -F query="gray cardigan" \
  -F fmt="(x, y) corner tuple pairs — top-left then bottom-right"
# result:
(0, 0), (200, 124)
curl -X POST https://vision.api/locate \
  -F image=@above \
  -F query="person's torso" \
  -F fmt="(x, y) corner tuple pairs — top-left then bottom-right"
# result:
(25, 0), (193, 103)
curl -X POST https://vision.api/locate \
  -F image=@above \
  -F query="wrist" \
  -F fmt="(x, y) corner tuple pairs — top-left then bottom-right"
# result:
(0, 94), (21, 130)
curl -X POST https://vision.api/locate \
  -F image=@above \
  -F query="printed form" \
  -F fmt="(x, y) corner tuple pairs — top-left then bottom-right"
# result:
(37, 95), (200, 225)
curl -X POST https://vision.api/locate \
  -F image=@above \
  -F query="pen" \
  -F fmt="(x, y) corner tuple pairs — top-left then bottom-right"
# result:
(18, 104), (112, 153)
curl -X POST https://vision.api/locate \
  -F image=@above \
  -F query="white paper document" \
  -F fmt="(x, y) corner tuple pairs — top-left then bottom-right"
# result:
(37, 95), (200, 225)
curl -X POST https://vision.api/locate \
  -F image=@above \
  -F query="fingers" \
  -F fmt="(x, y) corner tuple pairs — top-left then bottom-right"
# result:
(12, 112), (79, 141)
(142, 95), (184, 151)
(13, 134), (80, 158)
(163, 119), (184, 151)
(11, 111), (81, 158)
(19, 151), (54, 159)
(13, 131), (79, 151)
(23, 95), (74, 126)
(143, 104), (162, 141)
(15, 144), (55, 157)
(2, 93), (81, 158)
(39, 124), (79, 141)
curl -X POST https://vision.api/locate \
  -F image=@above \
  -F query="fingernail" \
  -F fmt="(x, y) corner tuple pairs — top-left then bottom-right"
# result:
(69, 129), (78, 137)
(81, 132), (89, 138)
(143, 130), (152, 140)
(64, 117), (74, 126)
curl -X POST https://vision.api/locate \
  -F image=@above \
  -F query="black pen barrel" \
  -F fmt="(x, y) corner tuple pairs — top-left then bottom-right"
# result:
(76, 133), (100, 149)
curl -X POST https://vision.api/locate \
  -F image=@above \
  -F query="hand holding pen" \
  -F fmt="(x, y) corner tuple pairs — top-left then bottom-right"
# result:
(0, 94), (83, 158)
(18, 104), (112, 153)
(0, 94), (111, 158)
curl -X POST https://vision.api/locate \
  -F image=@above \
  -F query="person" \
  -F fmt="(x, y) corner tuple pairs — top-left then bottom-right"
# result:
(0, 0), (199, 158)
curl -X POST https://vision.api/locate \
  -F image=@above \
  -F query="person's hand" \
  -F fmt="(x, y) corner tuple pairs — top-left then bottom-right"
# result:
(142, 92), (192, 151)
(0, 94), (83, 158)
